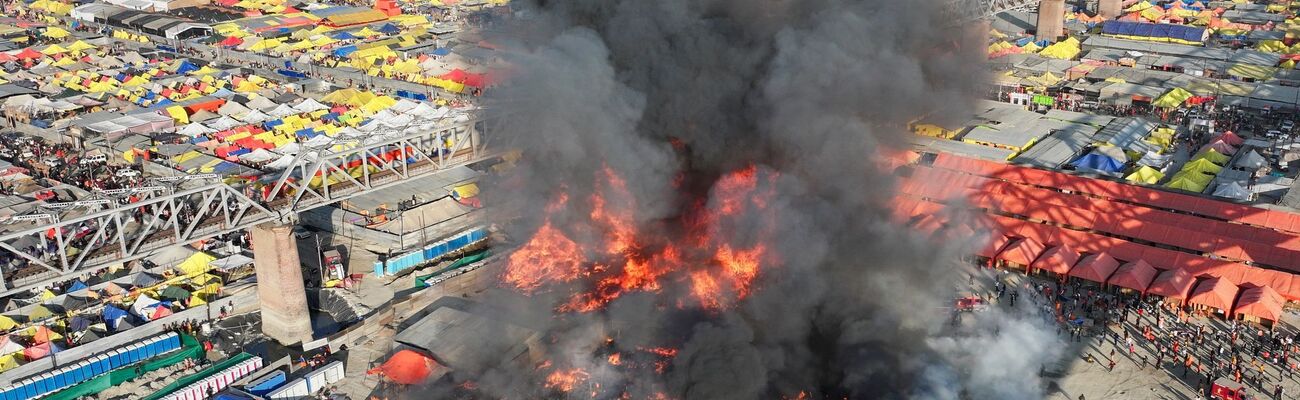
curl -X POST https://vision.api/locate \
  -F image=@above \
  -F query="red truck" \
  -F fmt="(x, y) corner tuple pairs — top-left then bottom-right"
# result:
(1211, 378), (1253, 400)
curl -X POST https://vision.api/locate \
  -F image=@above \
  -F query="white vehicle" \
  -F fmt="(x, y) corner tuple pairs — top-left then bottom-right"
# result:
(114, 168), (140, 178)
(79, 154), (107, 164)
(41, 158), (62, 168)
(1283, 120), (1295, 131)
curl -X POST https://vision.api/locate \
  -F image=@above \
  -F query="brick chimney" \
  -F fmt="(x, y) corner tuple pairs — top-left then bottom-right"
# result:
(1036, 0), (1066, 42)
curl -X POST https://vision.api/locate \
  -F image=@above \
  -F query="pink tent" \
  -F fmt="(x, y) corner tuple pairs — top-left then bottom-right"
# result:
(1214, 131), (1244, 146)
(1108, 260), (1158, 292)
(1069, 252), (1120, 284)
(22, 342), (61, 360)
(1201, 140), (1237, 155)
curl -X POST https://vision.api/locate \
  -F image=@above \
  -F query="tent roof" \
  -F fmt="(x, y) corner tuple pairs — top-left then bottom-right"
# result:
(1108, 260), (1158, 292)
(975, 233), (1012, 259)
(1213, 181), (1252, 201)
(366, 349), (445, 385)
(1188, 277), (1240, 311)
(1235, 149), (1267, 169)
(1030, 244), (1079, 274)
(1234, 285), (1283, 322)
(1068, 252), (1121, 283)
(996, 237), (1046, 266)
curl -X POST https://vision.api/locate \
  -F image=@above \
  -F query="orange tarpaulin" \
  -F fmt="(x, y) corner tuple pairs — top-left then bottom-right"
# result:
(1234, 285), (1283, 322)
(367, 349), (443, 385)
(1031, 245), (1079, 275)
(1109, 260), (1158, 292)
(1069, 252), (1120, 283)
(1188, 277), (1239, 311)
(996, 237), (1046, 266)
(976, 233), (1012, 259)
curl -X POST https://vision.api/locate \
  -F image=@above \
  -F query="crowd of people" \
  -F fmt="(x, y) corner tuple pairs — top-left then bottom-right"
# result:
(981, 271), (1300, 400)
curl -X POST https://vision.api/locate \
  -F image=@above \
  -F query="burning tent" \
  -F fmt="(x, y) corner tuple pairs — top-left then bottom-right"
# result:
(367, 349), (445, 385)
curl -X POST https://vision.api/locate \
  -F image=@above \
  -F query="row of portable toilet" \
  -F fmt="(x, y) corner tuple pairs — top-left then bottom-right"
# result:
(160, 356), (264, 400)
(266, 360), (344, 399)
(0, 332), (183, 400)
(373, 226), (488, 276)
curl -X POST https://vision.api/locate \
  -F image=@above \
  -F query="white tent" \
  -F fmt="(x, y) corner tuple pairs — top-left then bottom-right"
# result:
(238, 149), (278, 163)
(1235, 149), (1267, 170)
(1137, 151), (1173, 168)
(238, 109), (272, 123)
(206, 116), (243, 131)
(177, 123), (216, 137)
(293, 98), (329, 114)
(130, 294), (160, 319)
(244, 96), (277, 111)
(217, 101), (251, 118)
(389, 98), (420, 113)
(267, 104), (298, 118)
(1212, 181), (1252, 201)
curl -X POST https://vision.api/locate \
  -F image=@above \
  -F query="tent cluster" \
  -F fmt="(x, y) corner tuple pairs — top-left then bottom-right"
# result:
(137, 88), (467, 194)
(897, 153), (1300, 328)
(0, 252), (227, 373)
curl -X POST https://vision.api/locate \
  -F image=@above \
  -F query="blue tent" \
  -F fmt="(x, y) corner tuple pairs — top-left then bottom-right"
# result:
(378, 23), (400, 34)
(430, 47), (450, 56)
(67, 280), (87, 292)
(333, 45), (358, 57)
(1071, 153), (1125, 173)
(330, 31), (356, 40)
(174, 60), (199, 75)
(68, 316), (91, 332)
(101, 305), (129, 330)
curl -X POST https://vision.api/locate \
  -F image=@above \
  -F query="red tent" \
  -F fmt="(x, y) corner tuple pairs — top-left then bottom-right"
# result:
(1188, 277), (1240, 312)
(975, 233), (1012, 259)
(997, 237), (1045, 267)
(1068, 252), (1120, 284)
(367, 350), (443, 385)
(439, 69), (468, 83)
(14, 48), (42, 60)
(1030, 245), (1079, 275)
(1108, 260), (1158, 292)
(1233, 285), (1283, 322)
(219, 36), (244, 47)
(23, 342), (61, 360)
(0, 52), (14, 62)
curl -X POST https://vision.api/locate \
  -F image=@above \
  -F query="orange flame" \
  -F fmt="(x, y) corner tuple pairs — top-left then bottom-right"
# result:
(608, 353), (622, 366)
(544, 368), (590, 393)
(502, 220), (586, 293)
(504, 165), (777, 312)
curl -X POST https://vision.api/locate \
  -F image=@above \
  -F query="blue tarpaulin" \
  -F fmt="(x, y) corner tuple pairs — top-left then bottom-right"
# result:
(431, 47), (450, 56)
(333, 45), (358, 57)
(1103, 21), (1204, 43)
(174, 60), (198, 74)
(378, 23), (400, 34)
(277, 69), (307, 79)
(102, 305), (129, 329)
(1071, 153), (1126, 173)
(68, 280), (87, 292)
(331, 31), (356, 40)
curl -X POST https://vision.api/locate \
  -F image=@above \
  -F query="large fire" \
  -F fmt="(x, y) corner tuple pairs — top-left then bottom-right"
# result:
(503, 165), (778, 312)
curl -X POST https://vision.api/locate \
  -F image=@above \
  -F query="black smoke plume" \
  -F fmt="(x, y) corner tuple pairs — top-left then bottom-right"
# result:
(414, 0), (1063, 399)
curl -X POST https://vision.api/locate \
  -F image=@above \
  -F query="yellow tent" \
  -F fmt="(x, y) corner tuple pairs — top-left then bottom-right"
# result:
(40, 44), (67, 55)
(1227, 64), (1276, 80)
(452, 183), (480, 198)
(249, 38), (282, 52)
(0, 316), (15, 331)
(1125, 166), (1165, 184)
(165, 106), (190, 124)
(1165, 174), (1208, 192)
(1194, 149), (1231, 165)
(0, 354), (21, 372)
(175, 252), (217, 276)
(1153, 87), (1193, 108)
(1182, 158), (1223, 175)
(41, 27), (70, 38)
(355, 27), (381, 37)
(66, 40), (95, 52)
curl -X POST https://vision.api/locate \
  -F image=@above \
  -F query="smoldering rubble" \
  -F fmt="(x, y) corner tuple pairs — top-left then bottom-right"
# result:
(428, 0), (1066, 398)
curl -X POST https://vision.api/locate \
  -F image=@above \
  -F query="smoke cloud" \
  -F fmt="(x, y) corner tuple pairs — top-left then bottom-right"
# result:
(432, 0), (1070, 398)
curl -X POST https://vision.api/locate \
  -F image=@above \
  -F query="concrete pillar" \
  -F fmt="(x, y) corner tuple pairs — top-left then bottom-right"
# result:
(1097, 0), (1122, 19)
(1036, 0), (1066, 42)
(251, 222), (313, 345)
